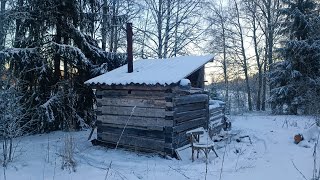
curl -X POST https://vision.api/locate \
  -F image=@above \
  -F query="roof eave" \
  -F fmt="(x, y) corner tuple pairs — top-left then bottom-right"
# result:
(182, 56), (214, 79)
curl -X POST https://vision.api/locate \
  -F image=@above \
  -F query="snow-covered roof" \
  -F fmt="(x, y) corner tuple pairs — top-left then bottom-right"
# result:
(85, 55), (214, 86)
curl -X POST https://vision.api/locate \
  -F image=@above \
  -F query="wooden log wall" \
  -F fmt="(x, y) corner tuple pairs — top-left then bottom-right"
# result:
(164, 92), (209, 155)
(209, 106), (226, 137)
(95, 85), (211, 157)
(95, 86), (174, 153)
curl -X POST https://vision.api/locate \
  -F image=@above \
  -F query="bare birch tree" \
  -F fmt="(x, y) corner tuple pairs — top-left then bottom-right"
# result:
(207, 0), (233, 107)
(100, 0), (141, 52)
(243, 0), (265, 110)
(136, 0), (204, 59)
(254, 0), (281, 111)
(230, 0), (253, 111)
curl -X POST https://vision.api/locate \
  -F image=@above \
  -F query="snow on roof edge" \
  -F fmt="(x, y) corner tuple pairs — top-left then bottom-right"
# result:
(85, 55), (214, 86)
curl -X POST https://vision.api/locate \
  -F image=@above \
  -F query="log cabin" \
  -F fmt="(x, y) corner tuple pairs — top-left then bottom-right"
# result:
(85, 55), (221, 157)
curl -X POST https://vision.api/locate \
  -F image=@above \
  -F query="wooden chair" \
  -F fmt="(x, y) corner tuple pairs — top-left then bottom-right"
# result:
(186, 127), (218, 162)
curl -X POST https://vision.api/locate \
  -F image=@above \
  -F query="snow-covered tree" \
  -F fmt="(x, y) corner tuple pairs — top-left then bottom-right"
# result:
(0, 0), (127, 132)
(270, 0), (320, 114)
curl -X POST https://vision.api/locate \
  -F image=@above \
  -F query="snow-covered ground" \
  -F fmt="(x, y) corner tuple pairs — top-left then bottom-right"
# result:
(1, 112), (318, 180)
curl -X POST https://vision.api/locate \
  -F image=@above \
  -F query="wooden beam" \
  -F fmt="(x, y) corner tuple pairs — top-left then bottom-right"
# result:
(97, 132), (165, 152)
(173, 117), (206, 133)
(174, 94), (208, 106)
(210, 114), (224, 122)
(97, 115), (172, 129)
(174, 109), (207, 123)
(97, 124), (165, 140)
(209, 107), (224, 114)
(174, 102), (206, 113)
(97, 97), (167, 108)
(96, 139), (165, 154)
(98, 105), (168, 118)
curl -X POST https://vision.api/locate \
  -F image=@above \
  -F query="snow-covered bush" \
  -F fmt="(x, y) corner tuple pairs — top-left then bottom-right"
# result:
(0, 80), (25, 167)
(39, 81), (94, 131)
(60, 134), (76, 172)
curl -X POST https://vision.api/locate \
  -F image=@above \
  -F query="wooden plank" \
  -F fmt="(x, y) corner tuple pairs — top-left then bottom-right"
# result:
(96, 139), (165, 154)
(98, 105), (168, 118)
(210, 114), (224, 122)
(174, 109), (207, 123)
(173, 88), (206, 96)
(97, 97), (166, 108)
(209, 108), (224, 115)
(96, 89), (128, 96)
(174, 94), (208, 106)
(209, 108), (223, 113)
(97, 124), (165, 140)
(210, 111), (223, 118)
(173, 117), (206, 133)
(97, 132), (165, 152)
(131, 90), (167, 97)
(174, 102), (206, 113)
(97, 115), (172, 129)
(166, 102), (173, 107)
(96, 89), (168, 98)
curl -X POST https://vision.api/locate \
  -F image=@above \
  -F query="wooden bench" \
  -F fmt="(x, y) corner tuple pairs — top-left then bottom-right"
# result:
(186, 127), (218, 162)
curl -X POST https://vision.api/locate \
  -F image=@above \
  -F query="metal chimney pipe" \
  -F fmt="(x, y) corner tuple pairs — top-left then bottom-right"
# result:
(126, 23), (133, 73)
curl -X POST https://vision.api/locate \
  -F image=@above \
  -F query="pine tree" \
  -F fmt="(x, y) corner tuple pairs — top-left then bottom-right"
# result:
(270, 0), (320, 114)
(0, 0), (127, 132)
